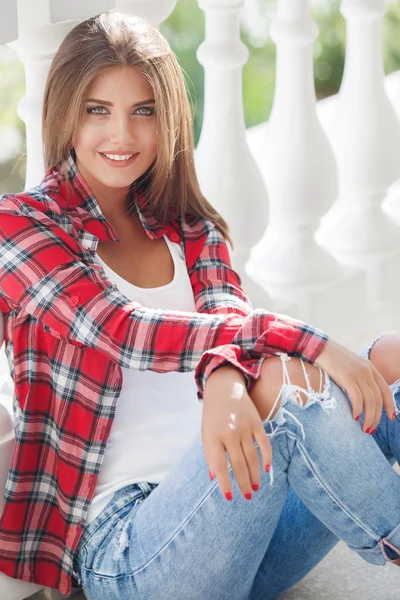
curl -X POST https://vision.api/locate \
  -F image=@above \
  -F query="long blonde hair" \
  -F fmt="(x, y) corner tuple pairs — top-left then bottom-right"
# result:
(42, 11), (233, 246)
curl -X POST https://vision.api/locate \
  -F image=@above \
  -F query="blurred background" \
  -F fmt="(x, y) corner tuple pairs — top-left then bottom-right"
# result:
(1, 0), (400, 194)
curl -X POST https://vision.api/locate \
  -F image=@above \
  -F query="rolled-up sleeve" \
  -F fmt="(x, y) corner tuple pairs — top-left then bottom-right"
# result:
(188, 223), (328, 398)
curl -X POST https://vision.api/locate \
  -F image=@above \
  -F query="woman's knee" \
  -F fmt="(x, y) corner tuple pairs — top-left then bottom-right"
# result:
(249, 356), (324, 421)
(369, 334), (400, 386)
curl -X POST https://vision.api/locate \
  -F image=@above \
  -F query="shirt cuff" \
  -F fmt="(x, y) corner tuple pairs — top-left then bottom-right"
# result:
(194, 344), (267, 401)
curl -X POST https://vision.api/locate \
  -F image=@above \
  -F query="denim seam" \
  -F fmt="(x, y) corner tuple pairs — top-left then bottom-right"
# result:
(130, 482), (220, 576)
(294, 435), (380, 543)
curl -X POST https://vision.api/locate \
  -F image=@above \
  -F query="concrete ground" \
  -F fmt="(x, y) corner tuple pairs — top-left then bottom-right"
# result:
(278, 541), (400, 599)
(26, 540), (400, 600)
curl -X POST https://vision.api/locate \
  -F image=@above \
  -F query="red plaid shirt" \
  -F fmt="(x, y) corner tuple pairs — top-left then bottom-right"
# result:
(0, 151), (327, 595)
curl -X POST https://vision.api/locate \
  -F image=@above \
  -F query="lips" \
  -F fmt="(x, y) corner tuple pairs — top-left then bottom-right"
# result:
(99, 152), (139, 168)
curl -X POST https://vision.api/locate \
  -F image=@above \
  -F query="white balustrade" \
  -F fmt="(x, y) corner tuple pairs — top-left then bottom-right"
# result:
(50, 0), (114, 23)
(0, 0), (18, 44)
(113, 0), (177, 26)
(317, 0), (400, 307)
(383, 69), (400, 225)
(7, 0), (81, 189)
(246, 0), (367, 340)
(249, 0), (341, 288)
(194, 0), (275, 311)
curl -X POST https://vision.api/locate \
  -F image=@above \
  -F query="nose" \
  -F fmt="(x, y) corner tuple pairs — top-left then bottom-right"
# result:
(108, 112), (136, 145)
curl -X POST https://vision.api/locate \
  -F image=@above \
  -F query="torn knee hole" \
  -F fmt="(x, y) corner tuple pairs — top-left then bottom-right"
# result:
(379, 537), (400, 562)
(264, 353), (335, 424)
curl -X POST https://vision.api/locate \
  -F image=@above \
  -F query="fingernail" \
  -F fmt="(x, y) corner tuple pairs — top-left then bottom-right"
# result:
(355, 414), (360, 421)
(265, 464), (271, 472)
(392, 412), (396, 421)
(209, 469), (214, 480)
(225, 492), (233, 501)
(252, 483), (259, 492)
(365, 427), (371, 434)
(244, 492), (252, 500)
(370, 428), (376, 435)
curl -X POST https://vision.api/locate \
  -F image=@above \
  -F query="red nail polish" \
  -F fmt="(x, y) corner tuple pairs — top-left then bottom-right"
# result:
(371, 428), (376, 435)
(392, 412), (397, 421)
(244, 493), (252, 500)
(209, 469), (214, 480)
(355, 415), (360, 421)
(365, 427), (371, 434)
(225, 492), (233, 501)
(265, 464), (271, 472)
(252, 483), (259, 492)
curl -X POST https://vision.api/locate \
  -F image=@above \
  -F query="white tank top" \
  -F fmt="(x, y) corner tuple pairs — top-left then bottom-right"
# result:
(86, 235), (202, 524)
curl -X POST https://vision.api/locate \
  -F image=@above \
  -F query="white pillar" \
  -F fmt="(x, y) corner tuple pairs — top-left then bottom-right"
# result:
(383, 71), (400, 225)
(195, 0), (273, 310)
(0, 0), (18, 44)
(249, 0), (342, 291)
(7, 0), (80, 189)
(318, 0), (400, 264)
(113, 0), (178, 26)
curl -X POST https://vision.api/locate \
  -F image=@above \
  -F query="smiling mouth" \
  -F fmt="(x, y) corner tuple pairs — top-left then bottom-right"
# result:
(100, 152), (140, 167)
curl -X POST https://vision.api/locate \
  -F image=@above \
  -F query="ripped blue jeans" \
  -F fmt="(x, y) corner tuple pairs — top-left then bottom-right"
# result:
(72, 336), (400, 600)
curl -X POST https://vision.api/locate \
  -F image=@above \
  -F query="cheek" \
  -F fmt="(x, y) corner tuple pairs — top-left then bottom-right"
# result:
(144, 125), (158, 158)
(74, 121), (104, 151)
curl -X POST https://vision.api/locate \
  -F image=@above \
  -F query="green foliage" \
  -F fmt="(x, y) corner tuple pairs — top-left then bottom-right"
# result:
(0, 47), (25, 136)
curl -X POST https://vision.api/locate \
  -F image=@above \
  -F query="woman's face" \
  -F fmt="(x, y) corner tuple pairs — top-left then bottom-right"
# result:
(73, 65), (158, 204)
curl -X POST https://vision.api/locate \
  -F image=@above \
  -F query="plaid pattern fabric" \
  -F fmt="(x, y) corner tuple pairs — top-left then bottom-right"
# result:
(0, 150), (328, 595)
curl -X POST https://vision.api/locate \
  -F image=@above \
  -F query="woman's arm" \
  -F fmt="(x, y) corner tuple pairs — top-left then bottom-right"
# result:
(188, 221), (327, 395)
(0, 194), (327, 398)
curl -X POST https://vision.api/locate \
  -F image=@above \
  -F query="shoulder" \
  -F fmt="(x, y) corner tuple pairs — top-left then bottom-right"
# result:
(180, 213), (222, 243)
(179, 213), (228, 271)
(0, 184), (63, 220)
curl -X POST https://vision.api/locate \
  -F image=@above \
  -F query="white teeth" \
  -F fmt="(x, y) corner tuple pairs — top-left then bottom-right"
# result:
(103, 153), (134, 161)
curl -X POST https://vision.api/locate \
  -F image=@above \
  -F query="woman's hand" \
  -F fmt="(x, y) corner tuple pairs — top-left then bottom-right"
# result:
(202, 365), (272, 501)
(314, 338), (395, 433)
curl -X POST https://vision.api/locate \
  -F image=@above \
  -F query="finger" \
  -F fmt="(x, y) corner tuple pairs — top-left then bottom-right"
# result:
(241, 434), (262, 492)
(374, 369), (396, 422)
(343, 381), (363, 421)
(225, 437), (253, 499)
(358, 381), (377, 433)
(206, 438), (233, 501)
(365, 374), (384, 431)
(253, 422), (273, 476)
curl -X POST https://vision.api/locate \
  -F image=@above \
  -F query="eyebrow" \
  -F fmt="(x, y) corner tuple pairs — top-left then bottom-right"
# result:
(86, 98), (155, 107)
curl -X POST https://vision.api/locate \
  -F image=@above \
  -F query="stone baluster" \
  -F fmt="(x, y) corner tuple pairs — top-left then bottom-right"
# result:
(383, 71), (400, 225)
(249, 0), (342, 289)
(195, 0), (273, 310)
(7, 0), (81, 189)
(0, 0), (18, 44)
(318, 0), (400, 304)
(248, 0), (368, 338)
(113, 0), (177, 26)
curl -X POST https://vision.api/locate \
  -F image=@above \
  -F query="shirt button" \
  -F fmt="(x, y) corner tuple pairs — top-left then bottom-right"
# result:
(100, 427), (106, 440)
(170, 232), (180, 243)
(69, 295), (80, 307)
(88, 475), (95, 489)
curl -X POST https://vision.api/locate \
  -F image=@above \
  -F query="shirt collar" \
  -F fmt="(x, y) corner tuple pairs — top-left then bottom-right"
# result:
(45, 149), (172, 249)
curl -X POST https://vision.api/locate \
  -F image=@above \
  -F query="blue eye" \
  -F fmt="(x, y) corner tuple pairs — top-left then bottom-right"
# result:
(87, 106), (108, 115)
(86, 106), (155, 116)
(135, 107), (155, 116)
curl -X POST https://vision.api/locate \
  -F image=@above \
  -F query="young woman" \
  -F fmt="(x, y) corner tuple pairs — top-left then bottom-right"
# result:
(0, 12), (399, 600)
